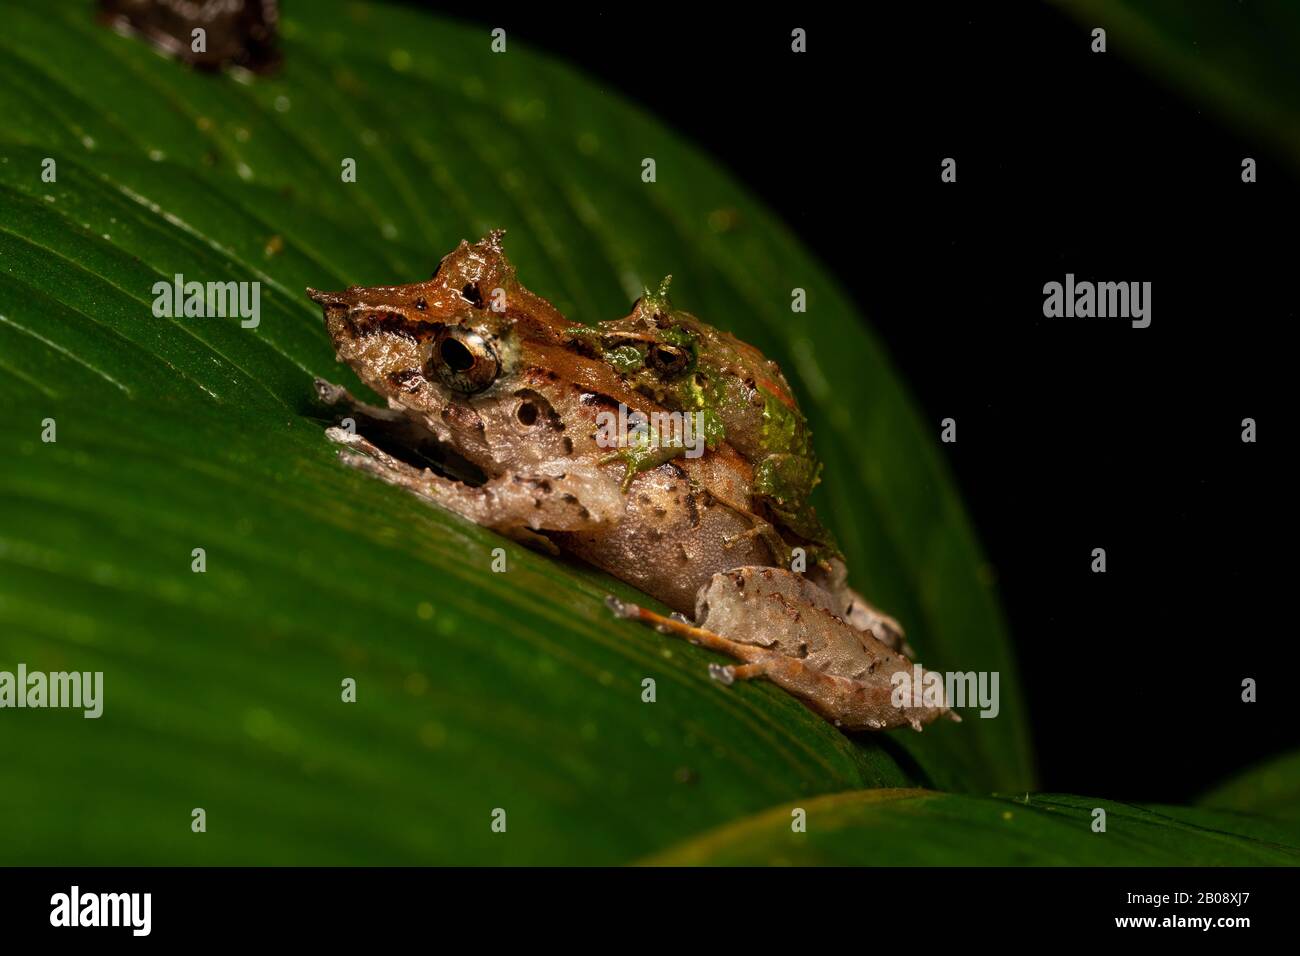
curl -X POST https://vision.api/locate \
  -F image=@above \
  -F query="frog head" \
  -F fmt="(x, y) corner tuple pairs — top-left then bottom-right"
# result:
(309, 231), (531, 418)
(562, 276), (707, 402)
(308, 231), (662, 478)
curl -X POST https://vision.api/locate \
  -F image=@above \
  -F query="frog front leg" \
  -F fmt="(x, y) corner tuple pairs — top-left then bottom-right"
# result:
(721, 514), (791, 567)
(600, 441), (685, 492)
(316, 377), (421, 439)
(325, 426), (624, 544)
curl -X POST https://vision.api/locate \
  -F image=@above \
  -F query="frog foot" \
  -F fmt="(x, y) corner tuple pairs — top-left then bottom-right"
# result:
(598, 451), (640, 493)
(708, 662), (764, 686)
(599, 444), (684, 492)
(315, 377), (410, 431)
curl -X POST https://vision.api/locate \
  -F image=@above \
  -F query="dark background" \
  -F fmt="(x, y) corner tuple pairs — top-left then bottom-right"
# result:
(413, 2), (1294, 801)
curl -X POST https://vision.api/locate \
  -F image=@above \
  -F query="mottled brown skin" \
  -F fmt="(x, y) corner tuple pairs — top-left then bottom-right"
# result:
(308, 231), (952, 733)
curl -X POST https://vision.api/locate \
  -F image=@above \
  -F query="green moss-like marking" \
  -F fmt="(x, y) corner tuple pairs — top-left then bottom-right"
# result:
(608, 344), (644, 373)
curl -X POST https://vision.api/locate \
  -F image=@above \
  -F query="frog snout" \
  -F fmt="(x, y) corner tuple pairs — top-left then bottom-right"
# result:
(307, 288), (354, 342)
(307, 287), (350, 312)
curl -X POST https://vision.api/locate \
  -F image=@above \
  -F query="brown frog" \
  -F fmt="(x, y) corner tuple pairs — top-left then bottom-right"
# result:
(307, 231), (955, 731)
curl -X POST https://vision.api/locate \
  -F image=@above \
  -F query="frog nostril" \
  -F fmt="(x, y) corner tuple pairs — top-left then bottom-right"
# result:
(460, 283), (483, 308)
(516, 400), (539, 426)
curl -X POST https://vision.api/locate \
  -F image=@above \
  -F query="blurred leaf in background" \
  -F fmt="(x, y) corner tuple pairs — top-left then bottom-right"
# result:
(1198, 751), (1300, 823)
(647, 789), (1300, 865)
(1055, 0), (1300, 167)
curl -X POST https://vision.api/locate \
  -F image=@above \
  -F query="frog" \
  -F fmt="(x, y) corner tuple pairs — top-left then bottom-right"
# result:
(307, 230), (955, 732)
(562, 276), (836, 568)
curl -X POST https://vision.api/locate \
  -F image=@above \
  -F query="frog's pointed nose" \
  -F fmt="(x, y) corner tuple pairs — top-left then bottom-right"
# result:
(306, 287), (349, 309)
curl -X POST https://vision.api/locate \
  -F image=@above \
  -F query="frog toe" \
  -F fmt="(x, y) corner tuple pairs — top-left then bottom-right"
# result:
(708, 663), (735, 685)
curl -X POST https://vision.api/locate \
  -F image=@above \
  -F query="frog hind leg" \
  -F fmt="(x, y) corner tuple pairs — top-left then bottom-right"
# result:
(603, 595), (852, 717)
(839, 586), (913, 659)
(604, 593), (952, 732)
(808, 557), (914, 659)
(605, 595), (770, 664)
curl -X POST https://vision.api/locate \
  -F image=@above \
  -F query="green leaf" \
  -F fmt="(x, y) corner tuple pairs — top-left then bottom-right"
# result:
(646, 789), (1300, 865)
(0, 0), (1030, 863)
(1052, 0), (1300, 167)
(1199, 752), (1300, 822)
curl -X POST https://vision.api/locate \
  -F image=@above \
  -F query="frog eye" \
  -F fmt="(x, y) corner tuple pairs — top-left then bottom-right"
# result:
(428, 326), (500, 394)
(647, 343), (690, 376)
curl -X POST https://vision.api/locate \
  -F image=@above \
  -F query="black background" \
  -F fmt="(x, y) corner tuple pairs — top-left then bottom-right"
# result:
(3, 865), (1294, 941)
(411, 2), (1294, 802)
